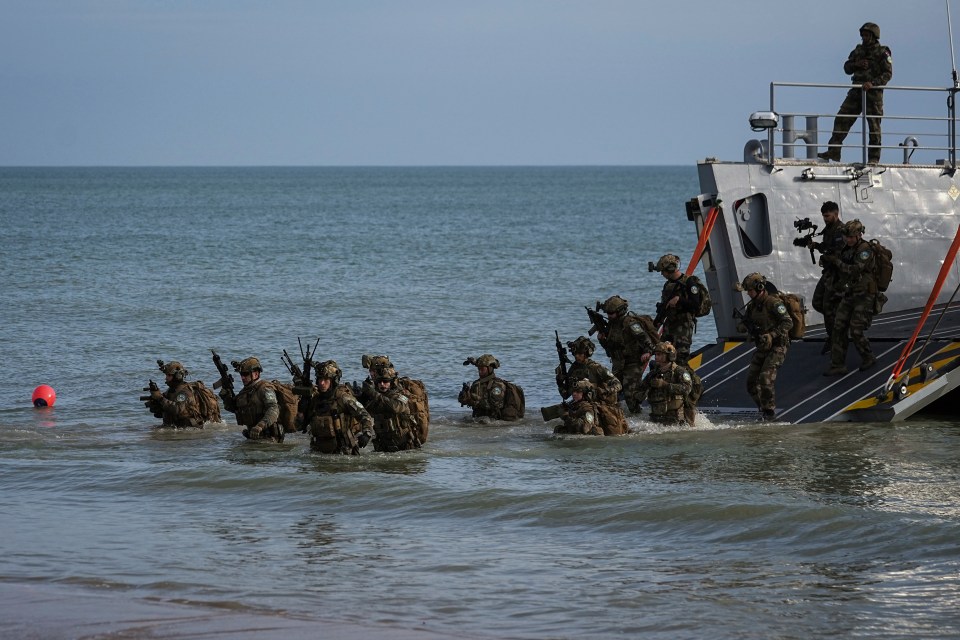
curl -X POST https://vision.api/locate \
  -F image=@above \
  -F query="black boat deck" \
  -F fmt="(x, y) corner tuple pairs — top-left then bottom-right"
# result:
(690, 303), (960, 423)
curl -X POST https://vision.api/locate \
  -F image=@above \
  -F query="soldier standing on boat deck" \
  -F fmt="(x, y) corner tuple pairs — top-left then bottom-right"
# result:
(594, 295), (656, 415)
(798, 201), (846, 354)
(651, 253), (704, 366)
(734, 273), (793, 421)
(817, 22), (893, 164)
(821, 219), (879, 376)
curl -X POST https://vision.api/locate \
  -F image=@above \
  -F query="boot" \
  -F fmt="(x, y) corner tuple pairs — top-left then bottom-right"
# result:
(823, 365), (848, 377)
(761, 408), (776, 421)
(817, 149), (840, 162)
(859, 355), (877, 372)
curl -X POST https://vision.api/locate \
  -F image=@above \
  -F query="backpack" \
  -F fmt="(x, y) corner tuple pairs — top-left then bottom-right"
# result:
(869, 238), (894, 292)
(594, 402), (630, 436)
(682, 368), (702, 427)
(398, 377), (430, 444)
(190, 381), (222, 424)
(630, 313), (662, 349)
(775, 292), (807, 340)
(686, 275), (713, 318)
(501, 380), (526, 419)
(269, 380), (301, 434)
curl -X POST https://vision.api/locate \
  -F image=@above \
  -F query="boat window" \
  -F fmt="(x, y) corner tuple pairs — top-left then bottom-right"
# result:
(734, 195), (772, 258)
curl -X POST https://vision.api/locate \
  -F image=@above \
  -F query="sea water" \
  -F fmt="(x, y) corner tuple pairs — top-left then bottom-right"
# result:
(1, 167), (959, 639)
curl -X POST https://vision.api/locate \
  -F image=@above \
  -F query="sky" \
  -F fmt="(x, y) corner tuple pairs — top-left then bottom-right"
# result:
(0, 0), (954, 166)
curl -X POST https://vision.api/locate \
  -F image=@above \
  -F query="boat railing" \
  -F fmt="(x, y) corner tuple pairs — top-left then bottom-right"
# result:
(751, 82), (960, 167)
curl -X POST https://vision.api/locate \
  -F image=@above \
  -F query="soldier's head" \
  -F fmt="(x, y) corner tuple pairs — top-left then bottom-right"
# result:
(843, 219), (865, 245)
(654, 342), (677, 364)
(572, 378), (595, 402)
(362, 354), (392, 377)
(602, 295), (629, 317)
(820, 201), (840, 225)
(567, 336), (595, 361)
(235, 357), (262, 385)
(734, 272), (768, 298)
(653, 254), (682, 280)
(373, 365), (398, 391)
(315, 360), (342, 392)
(471, 354), (499, 376)
(860, 22), (880, 42)
(161, 361), (188, 383)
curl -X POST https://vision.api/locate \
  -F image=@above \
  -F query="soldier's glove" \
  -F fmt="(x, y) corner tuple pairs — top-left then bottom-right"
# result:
(792, 236), (812, 248)
(248, 424), (264, 439)
(759, 333), (773, 351)
(150, 387), (163, 401)
(649, 377), (666, 389)
(351, 381), (363, 397)
(819, 255), (840, 269)
(357, 432), (371, 449)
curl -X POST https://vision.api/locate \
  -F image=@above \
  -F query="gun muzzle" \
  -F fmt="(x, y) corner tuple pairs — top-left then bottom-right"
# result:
(540, 403), (567, 422)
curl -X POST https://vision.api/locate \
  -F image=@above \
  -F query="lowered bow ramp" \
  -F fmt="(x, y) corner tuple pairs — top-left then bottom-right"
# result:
(691, 304), (960, 423)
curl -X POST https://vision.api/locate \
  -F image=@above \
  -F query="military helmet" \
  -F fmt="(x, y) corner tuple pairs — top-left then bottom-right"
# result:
(860, 22), (880, 39)
(572, 378), (595, 399)
(472, 354), (499, 369)
(362, 354), (392, 371)
(162, 361), (187, 381)
(655, 254), (682, 274)
(567, 336), (596, 357)
(736, 272), (767, 293)
(843, 219), (865, 236)
(602, 295), (629, 315)
(237, 357), (262, 374)
(374, 365), (398, 383)
(654, 342), (678, 362)
(315, 360), (342, 384)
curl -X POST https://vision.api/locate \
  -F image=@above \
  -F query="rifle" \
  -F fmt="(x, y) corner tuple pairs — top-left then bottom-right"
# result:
(733, 306), (761, 339)
(585, 302), (609, 336)
(458, 382), (471, 406)
(210, 350), (235, 397)
(555, 330), (571, 398)
(791, 217), (819, 264)
(139, 379), (160, 402)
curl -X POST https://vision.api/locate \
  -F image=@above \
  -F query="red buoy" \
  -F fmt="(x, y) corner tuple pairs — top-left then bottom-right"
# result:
(32, 385), (56, 408)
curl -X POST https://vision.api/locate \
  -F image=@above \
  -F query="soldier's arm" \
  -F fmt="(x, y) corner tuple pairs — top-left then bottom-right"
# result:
(843, 46), (861, 76)
(772, 298), (794, 340)
(259, 387), (280, 428)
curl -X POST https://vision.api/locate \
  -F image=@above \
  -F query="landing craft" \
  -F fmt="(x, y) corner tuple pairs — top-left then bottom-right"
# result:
(686, 77), (960, 423)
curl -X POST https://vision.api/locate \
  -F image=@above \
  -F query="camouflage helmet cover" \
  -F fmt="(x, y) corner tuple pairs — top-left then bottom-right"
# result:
(567, 335), (596, 356)
(602, 295), (629, 314)
(314, 359), (342, 383)
(860, 22), (880, 39)
(161, 361), (188, 380)
(655, 254), (681, 274)
(734, 272), (767, 292)
(474, 354), (500, 369)
(654, 341), (678, 362)
(362, 354), (392, 370)
(843, 219), (865, 236)
(572, 378), (595, 398)
(237, 357), (262, 374)
(373, 365), (398, 382)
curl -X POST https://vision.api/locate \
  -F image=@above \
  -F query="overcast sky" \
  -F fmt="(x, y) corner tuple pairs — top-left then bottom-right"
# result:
(1, 0), (953, 166)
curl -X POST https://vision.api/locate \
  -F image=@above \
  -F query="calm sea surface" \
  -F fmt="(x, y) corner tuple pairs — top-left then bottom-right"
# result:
(1, 167), (959, 639)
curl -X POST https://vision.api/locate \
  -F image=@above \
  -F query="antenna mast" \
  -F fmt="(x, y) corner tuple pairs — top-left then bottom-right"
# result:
(950, 0), (959, 86)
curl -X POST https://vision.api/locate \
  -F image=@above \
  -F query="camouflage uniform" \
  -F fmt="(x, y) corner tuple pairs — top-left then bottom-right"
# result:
(365, 366), (422, 452)
(557, 336), (622, 406)
(636, 361), (693, 426)
(811, 214), (847, 345)
(220, 357), (283, 442)
(554, 398), (604, 436)
(820, 22), (893, 163)
(735, 274), (794, 419)
(459, 354), (523, 421)
(303, 384), (374, 454)
(822, 220), (879, 374)
(596, 296), (657, 414)
(655, 253), (704, 366)
(144, 362), (206, 428)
